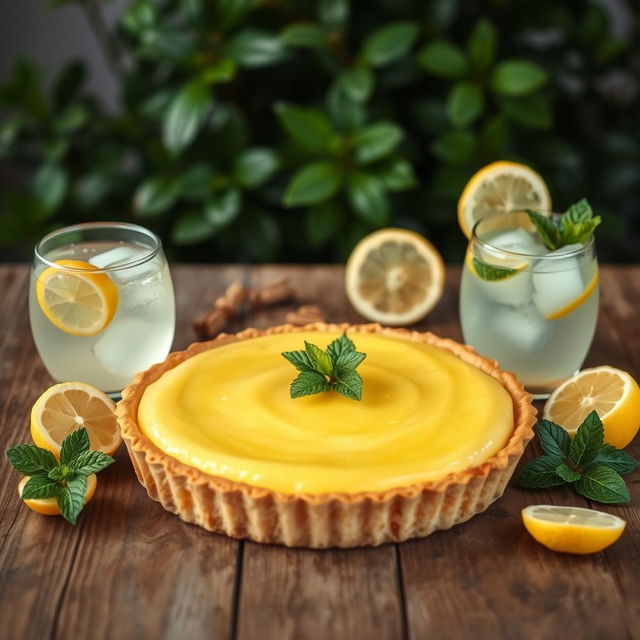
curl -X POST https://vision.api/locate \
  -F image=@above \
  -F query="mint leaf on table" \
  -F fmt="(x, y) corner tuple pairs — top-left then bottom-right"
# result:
(526, 197), (601, 250)
(5, 427), (114, 525)
(283, 333), (366, 400)
(514, 412), (637, 504)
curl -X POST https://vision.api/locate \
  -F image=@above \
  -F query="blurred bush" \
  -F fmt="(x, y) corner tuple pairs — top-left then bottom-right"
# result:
(1, 0), (638, 263)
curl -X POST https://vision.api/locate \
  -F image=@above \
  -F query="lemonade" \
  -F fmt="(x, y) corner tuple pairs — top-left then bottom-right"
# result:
(30, 223), (175, 395)
(460, 211), (599, 395)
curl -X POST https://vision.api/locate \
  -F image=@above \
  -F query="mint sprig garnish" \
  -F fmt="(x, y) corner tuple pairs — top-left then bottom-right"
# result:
(6, 428), (114, 524)
(515, 411), (637, 504)
(282, 333), (366, 400)
(526, 198), (601, 251)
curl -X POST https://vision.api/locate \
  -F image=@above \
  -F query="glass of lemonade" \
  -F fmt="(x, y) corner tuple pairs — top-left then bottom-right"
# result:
(460, 211), (599, 397)
(30, 222), (175, 396)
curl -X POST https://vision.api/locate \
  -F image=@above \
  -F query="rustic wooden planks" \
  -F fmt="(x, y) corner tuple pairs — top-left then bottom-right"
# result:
(0, 264), (638, 640)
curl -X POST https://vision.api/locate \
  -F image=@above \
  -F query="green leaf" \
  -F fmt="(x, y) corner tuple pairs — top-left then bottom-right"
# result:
(134, 176), (181, 216)
(556, 463), (581, 483)
(526, 210), (562, 250)
(481, 115), (509, 155)
(491, 60), (548, 97)
(431, 131), (476, 165)
(290, 370), (332, 399)
(306, 202), (341, 246)
(501, 94), (552, 130)
(225, 29), (286, 68)
(140, 29), (197, 62)
(216, 0), (260, 31)
(575, 465), (630, 504)
(335, 350), (366, 372)
(32, 164), (68, 215)
(515, 455), (565, 488)
(471, 258), (517, 282)
(418, 40), (468, 78)
(318, 0), (348, 28)
(6, 444), (57, 475)
(347, 172), (389, 227)
(55, 104), (88, 134)
(337, 68), (374, 103)
(327, 333), (356, 361)
(354, 122), (403, 165)
(58, 475), (87, 525)
(284, 162), (341, 207)
(304, 341), (334, 377)
(586, 445), (639, 475)
(69, 450), (115, 475)
(335, 369), (362, 400)
(180, 164), (213, 200)
(21, 474), (61, 500)
(53, 61), (85, 107)
(280, 23), (327, 49)
(163, 81), (212, 155)
(536, 420), (571, 458)
(569, 410), (604, 467)
(200, 58), (237, 84)
(274, 103), (336, 154)
(361, 22), (420, 67)
(172, 212), (215, 246)
(281, 350), (315, 372)
(326, 85), (365, 133)
(205, 189), (241, 228)
(48, 466), (69, 482)
(377, 157), (417, 192)
(60, 428), (90, 465)
(446, 82), (484, 128)
(467, 18), (496, 71)
(233, 148), (279, 189)
(122, 0), (156, 34)
(561, 218), (601, 245)
(564, 198), (593, 224)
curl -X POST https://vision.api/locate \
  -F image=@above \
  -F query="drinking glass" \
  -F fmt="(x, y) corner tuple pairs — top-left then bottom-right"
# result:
(459, 211), (599, 397)
(29, 222), (175, 395)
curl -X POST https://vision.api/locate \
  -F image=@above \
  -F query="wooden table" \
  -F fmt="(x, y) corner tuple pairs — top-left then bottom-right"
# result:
(1, 264), (639, 640)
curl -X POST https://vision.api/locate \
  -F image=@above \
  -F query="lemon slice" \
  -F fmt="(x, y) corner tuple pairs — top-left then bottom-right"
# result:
(544, 272), (599, 320)
(522, 505), (625, 554)
(543, 367), (640, 448)
(458, 161), (551, 238)
(345, 228), (445, 326)
(31, 382), (122, 456)
(465, 251), (526, 282)
(18, 474), (97, 517)
(36, 259), (118, 336)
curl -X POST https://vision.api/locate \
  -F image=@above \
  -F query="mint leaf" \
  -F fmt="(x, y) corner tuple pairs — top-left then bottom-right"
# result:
(537, 420), (571, 458)
(563, 198), (592, 224)
(585, 445), (639, 476)
(326, 333), (356, 361)
(575, 465), (630, 504)
(569, 410), (604, 467)
(335, 350), (366, 373)
(58, 475), (87, 525)
(70, 450), (115, 475)
(304, 341), (334, 377)
(281, 350), (315, 372)
(290, 370), (331, 398)
(6, 444), (57, 475)
(556, 463), (581, 483)
(48, 466), (70, 482)
(21, 474), (61, 500)
(515, 455), (565, 488)
(526, 210), (562, 250)
(561, 218), (601, 245)
(335, 369), (363, 401)
(60, 428), (90, 465)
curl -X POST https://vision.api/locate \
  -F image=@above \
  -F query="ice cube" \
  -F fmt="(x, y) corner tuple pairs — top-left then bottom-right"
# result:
(91, 317), (172, 378)
(532, 245), (585, 318)
(475, 270), (533, 307)
(491, 303), (550, 352)
(488, 228), (545, 256)
(89, 246), (159, 284)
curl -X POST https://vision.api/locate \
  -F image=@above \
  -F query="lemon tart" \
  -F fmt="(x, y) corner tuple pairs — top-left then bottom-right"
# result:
(117, 323), (536, 547)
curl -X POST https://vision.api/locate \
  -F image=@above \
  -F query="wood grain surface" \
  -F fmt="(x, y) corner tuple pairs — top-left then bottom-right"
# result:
(0, 264), (639, 640)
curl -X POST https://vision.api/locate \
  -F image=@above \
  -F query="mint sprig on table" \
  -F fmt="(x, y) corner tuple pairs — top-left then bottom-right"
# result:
(526, 198), (601, 251)
(5, 428), (114, 524)
(516, 411), (638, 504)
(282, 333), (366, 400)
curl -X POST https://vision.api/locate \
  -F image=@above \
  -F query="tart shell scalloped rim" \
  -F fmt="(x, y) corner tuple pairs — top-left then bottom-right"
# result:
(116, 323), (537, 548)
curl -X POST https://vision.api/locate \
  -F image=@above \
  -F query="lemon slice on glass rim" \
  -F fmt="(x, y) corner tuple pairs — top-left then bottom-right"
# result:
(522, 505), (625, 554)
(36, 259), (118, 336)
(458, 161), (552, 238)
(345, 228), (445, 326)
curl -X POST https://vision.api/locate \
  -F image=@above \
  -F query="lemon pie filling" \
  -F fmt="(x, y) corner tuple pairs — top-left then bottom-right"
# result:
(138, 332), (514, 494)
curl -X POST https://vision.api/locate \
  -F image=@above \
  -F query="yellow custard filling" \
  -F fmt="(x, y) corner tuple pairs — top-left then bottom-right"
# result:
(138, 332), (514, 494)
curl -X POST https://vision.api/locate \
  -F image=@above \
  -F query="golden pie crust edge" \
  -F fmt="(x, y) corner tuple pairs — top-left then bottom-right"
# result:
(116, 323), (537, 548)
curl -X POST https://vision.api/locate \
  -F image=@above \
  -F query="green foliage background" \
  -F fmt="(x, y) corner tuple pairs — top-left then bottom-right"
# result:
(1, 0), (639, 263)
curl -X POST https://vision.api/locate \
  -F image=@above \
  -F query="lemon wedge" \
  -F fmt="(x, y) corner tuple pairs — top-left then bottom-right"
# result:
(345, 228), (445, 325)
(36, 259), (118, 336)
(18, 474), (97, 517)
(522, 505), (625, 554)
